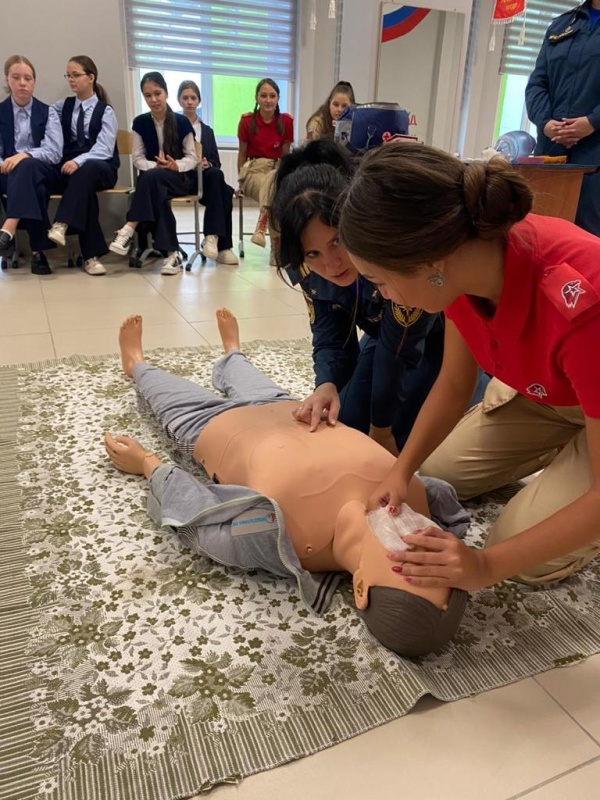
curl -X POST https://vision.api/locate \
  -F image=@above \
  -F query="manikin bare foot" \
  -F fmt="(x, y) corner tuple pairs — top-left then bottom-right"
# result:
(216, 308), (241, 353)
(119, 315), (144, 377)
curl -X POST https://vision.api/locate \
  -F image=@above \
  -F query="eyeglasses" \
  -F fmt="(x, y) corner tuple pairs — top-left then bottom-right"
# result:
(64, 72), (88, 80)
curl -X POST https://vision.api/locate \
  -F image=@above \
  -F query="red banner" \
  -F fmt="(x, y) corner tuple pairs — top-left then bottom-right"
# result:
(492, 0), (526, 23)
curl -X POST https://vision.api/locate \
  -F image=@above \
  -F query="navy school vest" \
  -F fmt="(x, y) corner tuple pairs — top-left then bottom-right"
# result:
(132, 112), (194, 163)
(60, 95), (120, 169)
(0, 95), (49, 157)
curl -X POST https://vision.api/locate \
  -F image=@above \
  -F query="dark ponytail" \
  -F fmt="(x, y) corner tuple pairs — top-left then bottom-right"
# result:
(340, 141), (533, 274)
(68, 55), (110, 105)
(251, 77), (284, 136)
(270, 140), (354, 272)
(140, 71), (183, 159)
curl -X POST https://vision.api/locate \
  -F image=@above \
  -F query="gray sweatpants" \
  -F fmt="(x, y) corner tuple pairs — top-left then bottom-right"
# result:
(132, 350), (294, 454)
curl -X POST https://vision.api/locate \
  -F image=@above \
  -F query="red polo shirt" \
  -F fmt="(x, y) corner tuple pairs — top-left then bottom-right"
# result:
(237, 111), (294, 160)
(445, 214), (600, 418)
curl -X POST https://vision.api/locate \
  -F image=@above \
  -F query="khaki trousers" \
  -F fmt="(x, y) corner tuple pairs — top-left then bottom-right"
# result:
(239, 158), (278, 242)
(420, 378), (598, 585)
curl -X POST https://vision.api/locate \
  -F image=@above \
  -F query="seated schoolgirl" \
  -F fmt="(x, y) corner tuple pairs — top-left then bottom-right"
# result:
(177, 79), (238, 265)
(237, 78), (293, 265)
(0, 55), (62, 274)
(305, 80), (355, 141)
(109, 72), (197, 276)
(49, 55), (119, 276)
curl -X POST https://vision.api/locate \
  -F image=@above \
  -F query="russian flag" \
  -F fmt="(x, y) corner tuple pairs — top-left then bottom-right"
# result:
(381, 6), (431, 42)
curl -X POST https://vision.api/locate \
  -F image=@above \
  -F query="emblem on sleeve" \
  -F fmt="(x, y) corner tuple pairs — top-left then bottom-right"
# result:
(391, 303), (423, 327)
(526, 384), (548, 399)
(561, 280), (586, 309)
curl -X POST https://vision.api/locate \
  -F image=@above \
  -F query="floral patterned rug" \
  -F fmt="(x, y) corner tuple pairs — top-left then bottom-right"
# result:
(2, 341), (600, 800)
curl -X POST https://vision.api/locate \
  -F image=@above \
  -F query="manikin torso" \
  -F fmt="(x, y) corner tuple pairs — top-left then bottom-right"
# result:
(195, 401), (394, 571)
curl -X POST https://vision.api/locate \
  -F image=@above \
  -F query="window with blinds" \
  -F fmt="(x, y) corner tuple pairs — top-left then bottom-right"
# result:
(500, 0), (576, 76)
(124, 0), (297, 82)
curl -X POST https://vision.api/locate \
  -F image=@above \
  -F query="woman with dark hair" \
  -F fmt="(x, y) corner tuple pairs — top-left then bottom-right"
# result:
(237, 78), (293, 264)
(49, 55), (119, 276)
(177, 79), (237, 265)
(305, 80), (355, 141)
(0, 55), (62, 274)
(109, 72), (197, 276)
(270, 139), (445, 455)
(339, 140), (600, 593)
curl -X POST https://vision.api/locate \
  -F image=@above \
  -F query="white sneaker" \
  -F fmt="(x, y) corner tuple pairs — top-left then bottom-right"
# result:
(48, 222), (68, 247)
(109, 225), (134, 256)
(84, 257), (106, 276)
(201, 235), (219, 260)
(217, 249), (239, 266)
(161, 252), (183, 275)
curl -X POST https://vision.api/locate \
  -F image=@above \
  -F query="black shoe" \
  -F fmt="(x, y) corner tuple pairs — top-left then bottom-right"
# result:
(31, 252), (52, 275)
(0, 230), (14, 253)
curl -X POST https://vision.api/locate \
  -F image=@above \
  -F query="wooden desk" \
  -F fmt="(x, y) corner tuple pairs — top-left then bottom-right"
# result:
(513, 164), (597, 222)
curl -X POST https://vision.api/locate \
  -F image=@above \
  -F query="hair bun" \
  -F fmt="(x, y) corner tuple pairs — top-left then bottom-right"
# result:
(463, 157), (533, 238)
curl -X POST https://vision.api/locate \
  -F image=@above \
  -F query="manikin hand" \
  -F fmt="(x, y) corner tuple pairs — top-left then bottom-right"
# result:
(104, 432), (149, 475)
(293, 382), (340, 431)
(367, 470), (409, 512)
(388, 526), (492, 591)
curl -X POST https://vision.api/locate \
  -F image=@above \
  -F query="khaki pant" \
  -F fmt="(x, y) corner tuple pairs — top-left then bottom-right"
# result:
(239, 158), (278, 242)
(420, 378), (599, 585)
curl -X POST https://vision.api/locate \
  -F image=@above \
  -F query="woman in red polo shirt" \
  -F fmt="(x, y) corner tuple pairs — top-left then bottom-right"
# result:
(237, 78), (293, 264)
(333, 141), (600, 593)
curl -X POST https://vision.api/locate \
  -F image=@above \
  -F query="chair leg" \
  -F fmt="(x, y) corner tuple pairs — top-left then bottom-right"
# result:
(185, 199), (202, 272)
(238, 194), (245, 258)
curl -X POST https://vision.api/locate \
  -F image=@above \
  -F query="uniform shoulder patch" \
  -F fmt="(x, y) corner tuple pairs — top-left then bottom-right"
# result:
(303, 293), (316, 324)
(541, 263), (600, 320)
(391, 303), (423, 327)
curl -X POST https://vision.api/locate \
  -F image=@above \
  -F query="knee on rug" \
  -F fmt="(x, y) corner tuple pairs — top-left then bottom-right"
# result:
(358, 587), (468, 658)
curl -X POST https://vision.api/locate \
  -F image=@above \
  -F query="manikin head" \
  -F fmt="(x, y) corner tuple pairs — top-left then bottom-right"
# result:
(339, 141), (533, 313)
(337, 500), (468, 658)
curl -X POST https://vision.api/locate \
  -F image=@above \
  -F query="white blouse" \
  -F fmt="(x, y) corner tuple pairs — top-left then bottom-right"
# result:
(132, 115), (197, 172)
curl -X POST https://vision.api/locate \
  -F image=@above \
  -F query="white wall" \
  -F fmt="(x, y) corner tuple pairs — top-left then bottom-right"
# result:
(1, 0), (502, 161)
(2, 0), (132, 127)
(338, 0), (474, 153)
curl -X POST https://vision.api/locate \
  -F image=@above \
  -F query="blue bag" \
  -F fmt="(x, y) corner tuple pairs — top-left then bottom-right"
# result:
(335, 102), (410, 152)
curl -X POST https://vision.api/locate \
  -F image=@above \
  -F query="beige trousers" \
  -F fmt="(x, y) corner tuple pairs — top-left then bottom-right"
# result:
(420, 378), (598, 585)
(239, 158), (278, 242)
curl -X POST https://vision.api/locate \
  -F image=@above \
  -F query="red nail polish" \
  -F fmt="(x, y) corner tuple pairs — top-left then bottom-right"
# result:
(392, 566), (403, 573)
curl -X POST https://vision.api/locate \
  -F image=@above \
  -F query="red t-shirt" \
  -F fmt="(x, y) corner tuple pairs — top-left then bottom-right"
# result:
(237, 111), (294, 159)
(445, 214), (600, 418)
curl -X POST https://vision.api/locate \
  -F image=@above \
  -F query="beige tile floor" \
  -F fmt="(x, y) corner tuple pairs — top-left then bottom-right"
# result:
(2, 210), (600, 800)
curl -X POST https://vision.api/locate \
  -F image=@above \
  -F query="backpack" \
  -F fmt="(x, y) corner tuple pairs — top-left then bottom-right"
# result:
(334, 102), (411, 152)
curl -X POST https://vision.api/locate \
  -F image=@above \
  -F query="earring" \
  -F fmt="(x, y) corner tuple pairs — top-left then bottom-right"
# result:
(427, 270), (445, 287)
